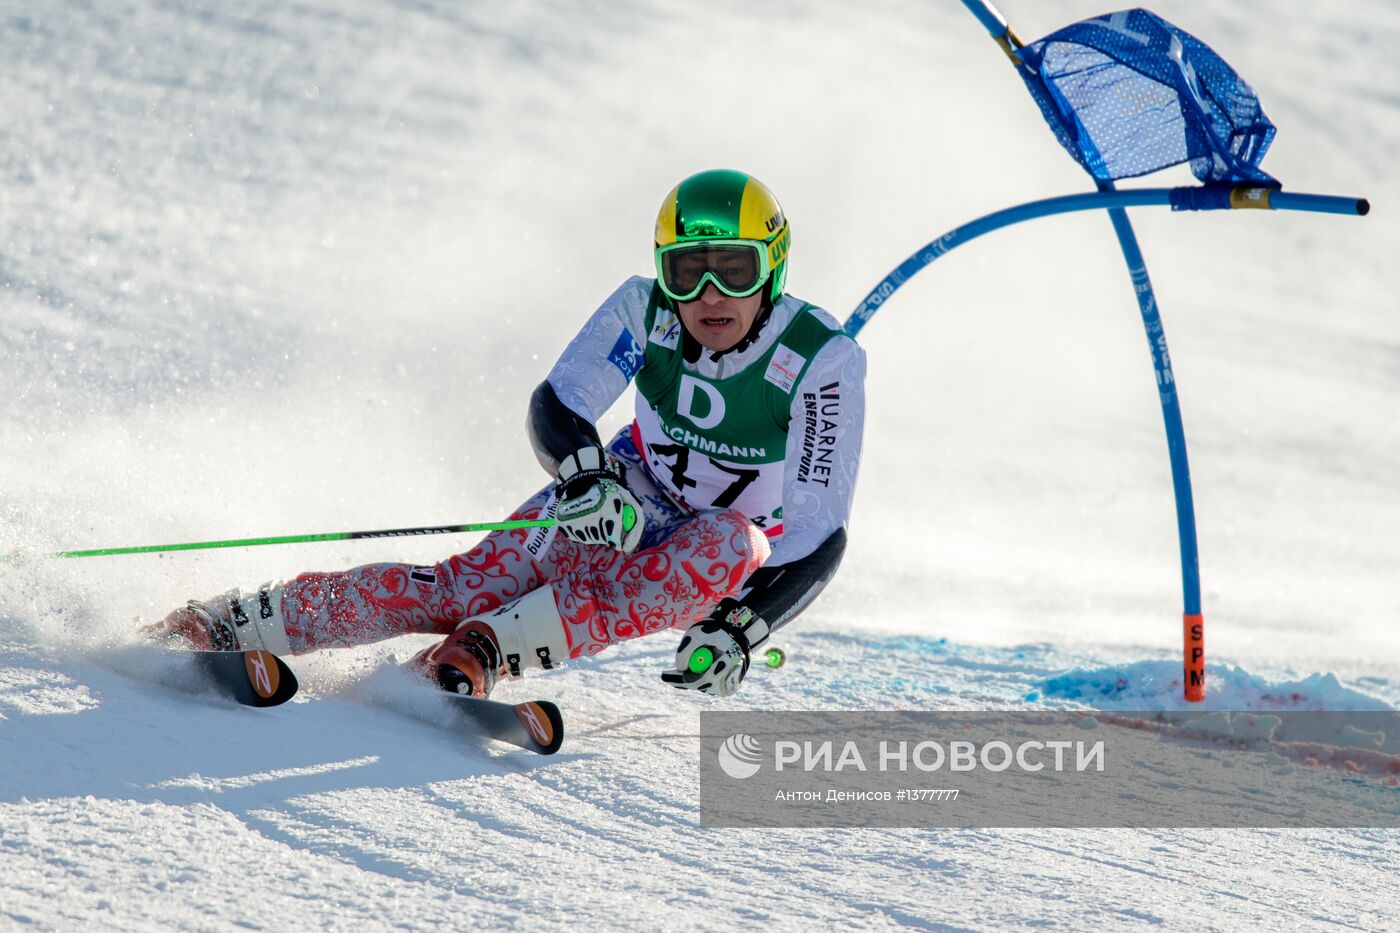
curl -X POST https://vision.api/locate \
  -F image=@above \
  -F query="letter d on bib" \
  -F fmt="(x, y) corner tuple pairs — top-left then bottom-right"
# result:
(677, 375), (725, 430)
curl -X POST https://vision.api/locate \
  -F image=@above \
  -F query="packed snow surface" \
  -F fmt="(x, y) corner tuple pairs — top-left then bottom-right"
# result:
(2, 0), (1398, 928)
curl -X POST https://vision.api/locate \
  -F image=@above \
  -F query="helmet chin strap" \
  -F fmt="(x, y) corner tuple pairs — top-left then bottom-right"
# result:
(681, 293), (775, 364)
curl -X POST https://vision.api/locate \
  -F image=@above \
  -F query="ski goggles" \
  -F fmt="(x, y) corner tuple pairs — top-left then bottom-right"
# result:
(655, 239), (772, 302)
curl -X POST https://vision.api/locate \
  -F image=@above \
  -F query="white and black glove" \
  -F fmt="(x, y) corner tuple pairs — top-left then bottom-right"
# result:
(554, 446), (645, 553)
(661, 599), (772, 697)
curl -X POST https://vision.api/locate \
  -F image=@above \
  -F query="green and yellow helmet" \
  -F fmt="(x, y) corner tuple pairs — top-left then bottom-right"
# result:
(653, 169), (791, 308)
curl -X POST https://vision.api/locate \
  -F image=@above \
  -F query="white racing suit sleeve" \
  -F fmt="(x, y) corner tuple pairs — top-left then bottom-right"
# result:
(529, 276), (653, 473)
(734, 335), (867, 630)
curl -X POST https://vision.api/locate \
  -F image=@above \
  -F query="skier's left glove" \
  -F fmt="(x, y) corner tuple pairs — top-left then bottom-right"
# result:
(661, 599), (772, 697)
(554, 446), (645, 553)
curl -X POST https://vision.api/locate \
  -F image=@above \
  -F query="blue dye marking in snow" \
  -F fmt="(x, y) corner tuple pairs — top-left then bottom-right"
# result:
(1042, 671), (1132, 700)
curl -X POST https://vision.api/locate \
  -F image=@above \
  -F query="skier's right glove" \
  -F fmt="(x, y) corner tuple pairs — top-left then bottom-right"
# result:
(661, 600), (773, 697)
(554, 446), (645, 553)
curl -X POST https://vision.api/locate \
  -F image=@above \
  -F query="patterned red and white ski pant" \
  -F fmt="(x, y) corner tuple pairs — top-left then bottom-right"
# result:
(278, 431), (770, 659)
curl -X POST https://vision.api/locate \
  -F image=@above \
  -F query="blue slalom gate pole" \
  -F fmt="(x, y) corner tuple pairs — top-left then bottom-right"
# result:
(846, 0), (1368, 702)
(1097, 182), (1206, 697)
(971, 0), (1209, 699)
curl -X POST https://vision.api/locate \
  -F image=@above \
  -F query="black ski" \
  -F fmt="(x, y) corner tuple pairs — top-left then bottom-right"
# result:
(109, 648), (299, 707)
(435, 692), (564, 755)
(342, 666), (565, 754)
(189, 649), (299, 707)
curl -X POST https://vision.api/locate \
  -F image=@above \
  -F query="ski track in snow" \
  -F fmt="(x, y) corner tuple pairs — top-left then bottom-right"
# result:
(2, 636), (1398, 929)
(3, 0), (1399, 928)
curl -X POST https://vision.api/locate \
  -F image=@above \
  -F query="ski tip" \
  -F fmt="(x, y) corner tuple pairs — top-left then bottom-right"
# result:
(237, 650), (299, 707)
(181, 648), (299, 707)
(515, 700), (564, 755)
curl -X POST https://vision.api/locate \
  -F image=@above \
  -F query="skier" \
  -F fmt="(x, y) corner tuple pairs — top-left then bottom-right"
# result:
(148, 169), (867, 698)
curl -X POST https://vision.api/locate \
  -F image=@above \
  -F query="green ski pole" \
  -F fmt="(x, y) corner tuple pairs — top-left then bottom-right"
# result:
(1, 518), (558, 564)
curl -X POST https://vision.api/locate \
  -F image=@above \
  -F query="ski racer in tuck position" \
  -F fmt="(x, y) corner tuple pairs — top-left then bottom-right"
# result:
(149, 169), (868, 698)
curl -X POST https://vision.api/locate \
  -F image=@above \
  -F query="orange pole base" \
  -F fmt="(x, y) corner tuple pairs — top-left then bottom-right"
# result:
(1183, 613), (1205, 702)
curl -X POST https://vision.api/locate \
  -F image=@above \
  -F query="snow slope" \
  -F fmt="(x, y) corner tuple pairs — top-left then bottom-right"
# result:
(2, 0), (1398, 928)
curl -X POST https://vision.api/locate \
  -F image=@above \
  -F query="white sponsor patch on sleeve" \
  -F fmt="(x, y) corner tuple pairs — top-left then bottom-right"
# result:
(764, 344), (807, 393)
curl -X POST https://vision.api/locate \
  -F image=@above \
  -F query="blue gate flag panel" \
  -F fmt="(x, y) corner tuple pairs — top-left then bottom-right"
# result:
(1016, 8), (1277, 184)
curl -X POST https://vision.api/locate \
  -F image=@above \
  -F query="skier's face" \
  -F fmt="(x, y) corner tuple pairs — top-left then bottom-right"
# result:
(677, 283), (764, 352)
